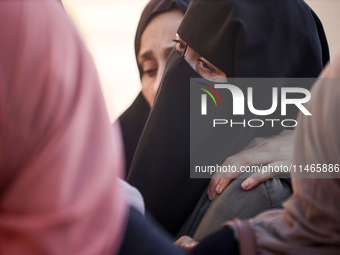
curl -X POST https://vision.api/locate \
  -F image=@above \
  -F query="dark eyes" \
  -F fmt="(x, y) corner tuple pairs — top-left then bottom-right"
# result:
(198, 59), (214, 74)
(173, 39), (185, 49)
(173, 39), (186, 56)
(173, 38), (216, 75)
(143, 68), (157, 78)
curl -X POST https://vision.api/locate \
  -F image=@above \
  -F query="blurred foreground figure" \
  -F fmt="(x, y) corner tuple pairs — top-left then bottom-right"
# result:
(245, 52), (340, 255)
(0, 1), (126, 254)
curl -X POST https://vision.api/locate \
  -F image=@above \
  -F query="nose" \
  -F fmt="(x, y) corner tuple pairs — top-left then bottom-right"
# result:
(155, 71), (163, 92)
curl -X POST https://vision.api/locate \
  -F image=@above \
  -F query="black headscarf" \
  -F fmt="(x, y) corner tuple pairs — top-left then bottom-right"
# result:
(177, 0), (329, 78)
(119, 0), (190, 176)
(135, 0), (190, 78)
(128, 0), (329, 236)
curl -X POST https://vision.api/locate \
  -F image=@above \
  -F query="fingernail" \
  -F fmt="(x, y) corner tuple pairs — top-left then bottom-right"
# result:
(216, 184), (221, 193)
(207, 189), (212, 200)
(242, 181), (249, 190)
(190, 241), (198, 246)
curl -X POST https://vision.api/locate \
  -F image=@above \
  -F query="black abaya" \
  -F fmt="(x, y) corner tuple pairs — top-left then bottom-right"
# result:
(128, 0), (329, 236)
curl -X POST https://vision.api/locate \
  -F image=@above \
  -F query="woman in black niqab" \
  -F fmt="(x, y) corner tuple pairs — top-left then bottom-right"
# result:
(128, 0), (329, 236)
(118, 0), (190, 176)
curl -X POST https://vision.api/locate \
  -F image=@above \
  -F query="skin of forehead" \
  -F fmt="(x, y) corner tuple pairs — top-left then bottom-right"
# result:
(138, 8), (184, 63)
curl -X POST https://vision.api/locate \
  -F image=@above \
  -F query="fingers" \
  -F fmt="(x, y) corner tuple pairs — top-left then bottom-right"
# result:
(174, 236), (198, 252)
(207, 131), (294, 198)
(241, 173), (272, 191)
(208, 175), (237, 200)
(207, 150), (275, 200)
(241, 161), (290, 190)
(207, 170), (239, 200)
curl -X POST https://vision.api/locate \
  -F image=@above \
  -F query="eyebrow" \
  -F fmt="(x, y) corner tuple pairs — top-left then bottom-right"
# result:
(138, 46), (175, 61)
(139, 50), (153, 61)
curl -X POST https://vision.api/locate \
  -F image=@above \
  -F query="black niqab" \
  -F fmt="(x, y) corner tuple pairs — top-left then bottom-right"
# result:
(128, 0), (329, 236)
(178, 0), (329, 78)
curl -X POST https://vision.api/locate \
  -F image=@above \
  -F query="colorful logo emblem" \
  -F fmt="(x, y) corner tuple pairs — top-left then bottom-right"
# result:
(197, 82), (222, 115)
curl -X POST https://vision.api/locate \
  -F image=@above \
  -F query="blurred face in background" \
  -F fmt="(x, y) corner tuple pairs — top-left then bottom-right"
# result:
(138, 8), (184, 107)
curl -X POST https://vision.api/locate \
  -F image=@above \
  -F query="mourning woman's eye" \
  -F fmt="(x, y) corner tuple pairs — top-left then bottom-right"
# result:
(173, 39), (185, 49)
(173, 39), (186, 56)
(198, 59), (214, 74)
(143, 68), (157, 78)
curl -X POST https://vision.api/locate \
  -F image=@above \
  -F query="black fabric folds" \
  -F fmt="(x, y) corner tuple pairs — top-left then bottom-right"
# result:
(128, 51), (207, 235)
(128, 0), (329, 236)
(177, 0), (329, 78)
(118, 0), (190, 176)
(119, 92), (150, 177)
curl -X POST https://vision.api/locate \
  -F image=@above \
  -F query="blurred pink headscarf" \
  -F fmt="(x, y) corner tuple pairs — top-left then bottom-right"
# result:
(227, 53), (340, 254)
(0, 1), (126, 254)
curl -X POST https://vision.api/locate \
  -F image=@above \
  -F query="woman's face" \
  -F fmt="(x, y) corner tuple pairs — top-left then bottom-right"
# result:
(174, 34), (227, 82)
(138, 9), (184, 107)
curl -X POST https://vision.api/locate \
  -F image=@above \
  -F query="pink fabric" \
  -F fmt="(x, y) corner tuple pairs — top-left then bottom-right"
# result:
(0, 1), (126, 254)
(227, 53), (340, 254)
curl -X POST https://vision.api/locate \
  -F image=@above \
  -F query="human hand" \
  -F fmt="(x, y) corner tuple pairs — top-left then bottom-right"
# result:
(174, 236), (199, 252)
(207, 130), (293, 200)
